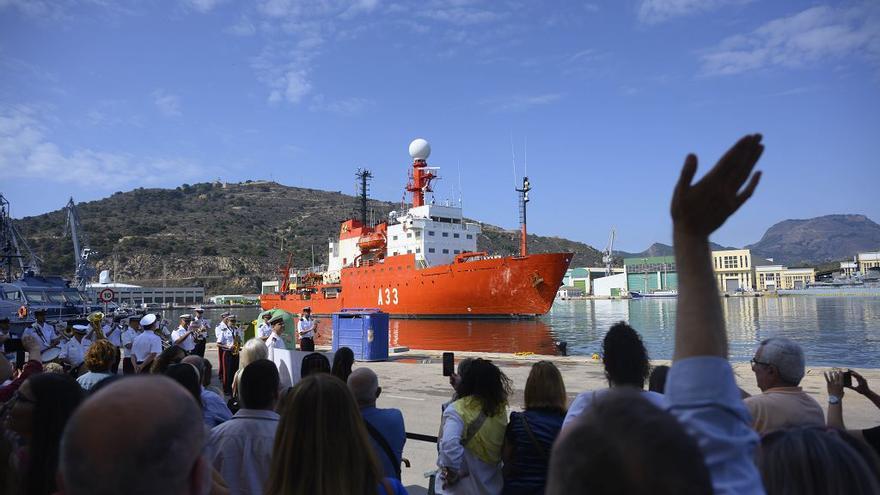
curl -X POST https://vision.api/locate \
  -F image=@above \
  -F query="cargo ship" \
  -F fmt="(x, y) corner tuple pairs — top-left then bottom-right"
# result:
(260, 139), (572, 318)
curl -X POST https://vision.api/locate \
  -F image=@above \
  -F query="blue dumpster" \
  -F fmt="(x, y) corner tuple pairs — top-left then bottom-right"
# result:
(331, 308), (390, 361)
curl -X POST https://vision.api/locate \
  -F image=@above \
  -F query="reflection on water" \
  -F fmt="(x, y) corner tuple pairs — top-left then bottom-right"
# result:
(158, 298), (880, 367)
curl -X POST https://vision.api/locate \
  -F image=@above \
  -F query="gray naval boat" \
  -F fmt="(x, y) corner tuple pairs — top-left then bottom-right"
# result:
(1, 193), (104, 337)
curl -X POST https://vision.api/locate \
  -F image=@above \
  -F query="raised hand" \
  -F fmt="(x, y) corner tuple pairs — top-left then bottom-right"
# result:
(847, 369), (871, 395)
(824, 370), (845, 398)
(671, 134), (764, 237)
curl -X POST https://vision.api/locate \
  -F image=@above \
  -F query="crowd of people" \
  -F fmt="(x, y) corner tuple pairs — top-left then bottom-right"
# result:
(0, 135), (879, 494)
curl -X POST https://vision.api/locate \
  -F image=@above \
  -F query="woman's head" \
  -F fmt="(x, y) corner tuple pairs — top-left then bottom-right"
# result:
(84, 339), (117, 373)
(240, 338), (268, 370)
(266, 373), (381, 495)
(151, 345), (186, 374)
(758, 426), (880, 495)
(457, 358), (511, 417)
(7, 373), (84, 495)
(602, 322), (650, 388)
(331, 347), (355, 383)
(524, 361), (567, 413)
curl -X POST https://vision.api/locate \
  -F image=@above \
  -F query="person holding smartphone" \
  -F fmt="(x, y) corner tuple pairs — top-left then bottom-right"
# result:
(825, 369), (880, 456)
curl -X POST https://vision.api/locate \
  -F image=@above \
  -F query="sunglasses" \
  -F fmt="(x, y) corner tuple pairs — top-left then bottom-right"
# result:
(750, 358), (774, 368)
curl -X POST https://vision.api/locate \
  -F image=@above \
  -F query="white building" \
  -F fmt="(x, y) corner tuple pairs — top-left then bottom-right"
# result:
(593, 272), (628, 297)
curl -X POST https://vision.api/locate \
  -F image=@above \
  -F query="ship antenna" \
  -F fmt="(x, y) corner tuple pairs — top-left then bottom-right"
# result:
(524, 136), (528, 177)
(510, 133), (518, 188)
(457, 158), (463, 208)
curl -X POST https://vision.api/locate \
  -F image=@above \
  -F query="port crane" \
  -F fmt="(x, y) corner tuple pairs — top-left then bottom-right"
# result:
(602, 227), (616, 277)
(0, 193), (41, 282)
(64, 198), (96, 291)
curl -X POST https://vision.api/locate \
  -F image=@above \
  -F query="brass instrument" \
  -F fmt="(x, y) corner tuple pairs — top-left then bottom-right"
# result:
(87, 311), (107, 341)
(231, 323), (242, 356)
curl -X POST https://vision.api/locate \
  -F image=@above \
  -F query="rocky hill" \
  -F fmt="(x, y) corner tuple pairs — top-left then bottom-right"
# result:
(14, 181), (603, 293)
(617, 241), (734, 259)
(745, 214), (880, 266)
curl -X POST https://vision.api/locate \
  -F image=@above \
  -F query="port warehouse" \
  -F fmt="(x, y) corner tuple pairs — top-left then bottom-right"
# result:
(561, 250), (880, 297)
(86, 282), (205, 306)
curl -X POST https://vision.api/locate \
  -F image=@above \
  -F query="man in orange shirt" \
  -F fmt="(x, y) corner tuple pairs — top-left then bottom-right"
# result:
(743, 337), (824, 434)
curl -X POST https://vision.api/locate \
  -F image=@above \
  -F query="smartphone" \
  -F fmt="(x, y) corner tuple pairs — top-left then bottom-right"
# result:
(843, 370), (853, 388)
(442, 352), (455, 377)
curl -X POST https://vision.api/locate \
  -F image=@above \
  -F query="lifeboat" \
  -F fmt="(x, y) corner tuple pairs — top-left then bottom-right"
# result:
(357, 231), (386, 253)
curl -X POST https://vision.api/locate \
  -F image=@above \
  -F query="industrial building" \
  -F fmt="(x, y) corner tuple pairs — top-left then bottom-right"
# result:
(858, 252), (880, 273)
(624, 256), (677, 293)
(561, 267), (625, 295)
(86, 283), (205, 307)
(755, 265), (816, 290)
(711, 249), (762, 292)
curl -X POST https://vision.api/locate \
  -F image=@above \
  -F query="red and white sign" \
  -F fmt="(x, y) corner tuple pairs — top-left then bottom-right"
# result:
(98, 288), (115, 303)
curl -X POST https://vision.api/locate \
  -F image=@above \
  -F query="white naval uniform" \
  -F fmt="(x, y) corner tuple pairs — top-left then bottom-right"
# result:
(215, 323), (234, 348)
(23, 322), (57, 352)
(266, 333), (286, 350)
(121, 326), (138, 358)
(103, 323), (123, 348)
(131, 332), (163, 363)
(60, 336), (92, 368)
(257, 322), (271, 340)
(171, 325), (196, 352)
(297, 318), (316, 339)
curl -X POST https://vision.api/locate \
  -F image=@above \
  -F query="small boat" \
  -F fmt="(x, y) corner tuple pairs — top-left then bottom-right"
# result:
(631, 290), (678, 298)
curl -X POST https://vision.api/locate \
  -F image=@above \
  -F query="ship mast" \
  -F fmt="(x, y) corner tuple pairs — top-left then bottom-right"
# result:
(0, 193), (40, 282)
(356, 169), (372, 226)
(515, 176), (531, 256)
(405, 138), (437, 207)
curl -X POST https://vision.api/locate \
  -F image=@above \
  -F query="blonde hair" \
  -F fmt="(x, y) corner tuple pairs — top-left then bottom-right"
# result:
(232, 338), (268, 398)
(266, 374), (382, 495)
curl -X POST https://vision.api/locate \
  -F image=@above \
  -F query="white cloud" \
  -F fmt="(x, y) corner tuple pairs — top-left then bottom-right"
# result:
(483, 93), (563, 112)
(183, 0), (224, 13)
(701, 4), (880, 76)
(0, 0), (66, 19)
(310, 95), (372, 115)
(226, 16), (257, 36)
(0, 105), (204, 187)
(637, 0), (750, 25)
(269, 70), (312, 104)
(152, 90), (182, 117)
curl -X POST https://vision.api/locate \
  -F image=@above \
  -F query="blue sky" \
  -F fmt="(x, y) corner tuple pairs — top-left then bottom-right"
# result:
(1, 0), (878, 252)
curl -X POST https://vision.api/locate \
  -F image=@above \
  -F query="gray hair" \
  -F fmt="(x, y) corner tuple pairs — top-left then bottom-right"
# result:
(348, 367), (379, 406)
(758, 426), (880, 494)
(760, 337), (806, 385)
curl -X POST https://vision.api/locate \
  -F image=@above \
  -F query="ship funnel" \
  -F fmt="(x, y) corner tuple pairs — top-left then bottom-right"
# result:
(99, 270), (111, 284)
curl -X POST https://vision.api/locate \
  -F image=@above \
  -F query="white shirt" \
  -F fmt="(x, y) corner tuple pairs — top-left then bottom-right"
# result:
(266, 333), (286, 350)
(23, 322), (57, 351)
(121, 327), (138, 358)
(215, 322), (233, 347)
(171, 325), (195, 352)
(60, 336), (92, 367)
(297, 317), (316, 339)
(206, 409), (280, 495)
(103, 323), (123, 347)
(131, 331), (163, 362)
(562, 388), (668, 429)
(257, 322), (271, 339)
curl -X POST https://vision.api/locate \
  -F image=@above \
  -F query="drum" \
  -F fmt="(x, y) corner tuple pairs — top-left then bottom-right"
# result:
(41, 347), (62, 362)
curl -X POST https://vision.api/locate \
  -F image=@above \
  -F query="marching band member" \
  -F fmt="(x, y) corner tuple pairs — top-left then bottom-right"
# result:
(22, 308), (61, 355)
(257, 313), (272, 342)
(192, 307), (209, 357)
(215, 313), (235, 395)
(104, 314), (124, 373)
(267, 314), (286, 350)
(170, 314), (196, 355)
(297, 307), (317, 352)
(60, 324), (92, 376)
(121, 315), (140, 374)
(131, 314), (163, 373)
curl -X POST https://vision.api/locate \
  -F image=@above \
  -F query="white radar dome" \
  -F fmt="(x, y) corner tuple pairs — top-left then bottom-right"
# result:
(409, 138), (431, 160)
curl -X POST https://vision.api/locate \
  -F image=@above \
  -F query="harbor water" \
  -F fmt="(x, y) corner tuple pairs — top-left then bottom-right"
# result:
(180, 296), (880, 368)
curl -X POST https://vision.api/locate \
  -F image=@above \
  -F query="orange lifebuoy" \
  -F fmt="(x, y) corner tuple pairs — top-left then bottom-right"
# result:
(18, 306), (28, 319)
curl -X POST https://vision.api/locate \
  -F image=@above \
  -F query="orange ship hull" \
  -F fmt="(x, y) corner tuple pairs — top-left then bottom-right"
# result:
(261, 252), (572, 318)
